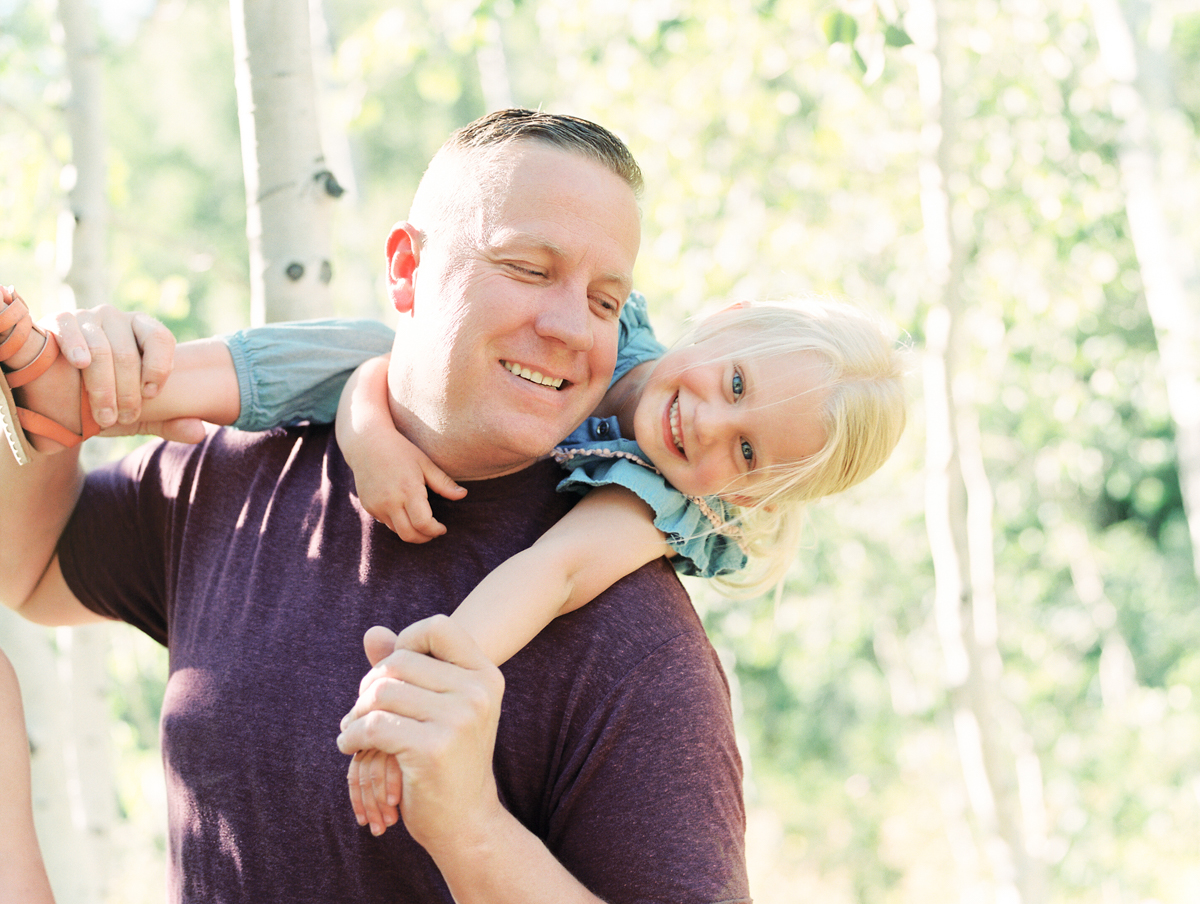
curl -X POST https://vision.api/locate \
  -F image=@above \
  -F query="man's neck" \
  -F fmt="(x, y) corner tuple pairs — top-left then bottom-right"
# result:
(593, 359), (653, 439)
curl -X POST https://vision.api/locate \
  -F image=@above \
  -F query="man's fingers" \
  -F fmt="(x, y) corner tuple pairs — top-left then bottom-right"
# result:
(345, 616), (499, 720)
(75, 324), (119, 428)
(392, 613), (495, 672)
(158, 417), (208, 444)
(108, 417), (207, 444)
(337, 704), (446, 759)
(50, 306), (174, 427)
(355, 640), (481, 704)
(95, 308), (147, 423)
(343, 669), (445, 736)
(69, 307), (138, 427)
(97, 308), (151, 422)
(48, 312), (92, 368)
(130, 312), (175, 398)
(363, 625), (398, 667)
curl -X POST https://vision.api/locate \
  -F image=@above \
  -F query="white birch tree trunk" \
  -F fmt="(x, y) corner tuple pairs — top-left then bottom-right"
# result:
(476, 13), (514, 112)
(308, 0), (378, 318)
(1090, 0), (1200, 585)
(909, 1), (1045, 900)
(230, 0), (341, 325)
(30, 0), (121, 900)
(57, 0), (108, 315)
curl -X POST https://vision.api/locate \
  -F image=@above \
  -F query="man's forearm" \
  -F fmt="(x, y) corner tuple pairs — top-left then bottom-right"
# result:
(432, 807), (608, 904)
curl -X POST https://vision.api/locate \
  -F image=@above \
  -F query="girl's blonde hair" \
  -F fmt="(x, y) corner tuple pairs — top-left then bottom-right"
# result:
(677, 297), (909, 596)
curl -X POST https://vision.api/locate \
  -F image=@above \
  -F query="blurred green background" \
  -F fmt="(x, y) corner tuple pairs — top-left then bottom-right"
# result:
(2, 0), (1198, 901)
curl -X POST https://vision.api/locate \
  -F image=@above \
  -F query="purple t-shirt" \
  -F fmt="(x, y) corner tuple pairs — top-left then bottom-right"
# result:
(58, 425), (749, 903)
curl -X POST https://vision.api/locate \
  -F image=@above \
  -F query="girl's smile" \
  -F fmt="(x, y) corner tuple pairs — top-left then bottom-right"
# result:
(632, 326), (830, 501)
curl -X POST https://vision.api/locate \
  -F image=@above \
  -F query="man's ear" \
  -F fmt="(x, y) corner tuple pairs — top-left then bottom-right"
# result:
(385, 222), (422, 314)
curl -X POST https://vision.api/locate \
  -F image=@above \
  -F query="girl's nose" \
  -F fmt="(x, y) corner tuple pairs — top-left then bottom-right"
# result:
(692, 400), (733, 447)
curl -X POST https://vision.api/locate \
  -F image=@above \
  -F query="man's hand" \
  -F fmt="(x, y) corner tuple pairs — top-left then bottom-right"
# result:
(51, 305), (173, 429)
(48, 306), (205, 445)
(337, 616), (506, 854)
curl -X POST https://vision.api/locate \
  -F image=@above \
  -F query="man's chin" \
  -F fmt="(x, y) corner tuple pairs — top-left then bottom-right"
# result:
(504, 417), (588, 460)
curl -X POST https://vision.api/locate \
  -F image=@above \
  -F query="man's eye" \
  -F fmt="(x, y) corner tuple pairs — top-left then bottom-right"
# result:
(509, 264), (544, 277)
(740, 439), (754, 464)
(732, 368), (745, 398)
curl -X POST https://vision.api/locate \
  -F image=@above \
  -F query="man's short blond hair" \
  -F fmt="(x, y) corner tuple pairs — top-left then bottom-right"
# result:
(409, 109), (643, 249)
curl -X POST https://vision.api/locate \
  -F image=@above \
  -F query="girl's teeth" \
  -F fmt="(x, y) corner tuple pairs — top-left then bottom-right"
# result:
(669, 397), (684, 454)
(503, 361), (564, 389)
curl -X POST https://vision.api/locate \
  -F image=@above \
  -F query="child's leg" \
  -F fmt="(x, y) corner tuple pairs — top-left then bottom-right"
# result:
(0, 650), (56, 904)
(0, 287), (98, 462)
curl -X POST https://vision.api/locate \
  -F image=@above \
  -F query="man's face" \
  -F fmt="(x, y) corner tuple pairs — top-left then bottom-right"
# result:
(389, 143), (641, 480)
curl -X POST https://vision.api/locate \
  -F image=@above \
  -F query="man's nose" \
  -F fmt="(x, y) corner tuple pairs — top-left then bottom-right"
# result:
(534, 283), (593, 351)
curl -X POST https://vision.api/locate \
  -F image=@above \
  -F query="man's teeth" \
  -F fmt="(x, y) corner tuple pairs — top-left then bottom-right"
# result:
(669, 397), (684, 454)
(503, 361), (564, 389)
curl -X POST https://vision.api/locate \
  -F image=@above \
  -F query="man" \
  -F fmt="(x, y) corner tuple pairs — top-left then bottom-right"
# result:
(0, 110), (749, 902)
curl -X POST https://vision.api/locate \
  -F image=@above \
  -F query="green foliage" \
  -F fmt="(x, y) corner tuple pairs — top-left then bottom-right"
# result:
(4, 0), (1198, 900)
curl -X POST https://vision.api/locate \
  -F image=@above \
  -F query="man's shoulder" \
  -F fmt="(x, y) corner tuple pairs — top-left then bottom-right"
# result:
(508, 556), (727, 707)
(158, 422), (334, 470)
(85, 425), (337, 516)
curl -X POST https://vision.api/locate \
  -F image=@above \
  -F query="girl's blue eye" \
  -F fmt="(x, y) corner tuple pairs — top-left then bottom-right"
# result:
(740, 439), (754, 463)
(732, 369), (744, 397)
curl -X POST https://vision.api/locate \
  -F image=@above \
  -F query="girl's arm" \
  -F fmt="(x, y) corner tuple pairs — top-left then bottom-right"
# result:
(335, 356), (465, 543)
(344, 486), (673, 834)
(18, 310), (397, 452)
(26, 304), (465, 545)
(452, 484), (674, 666)
(133, 337), (241, 427)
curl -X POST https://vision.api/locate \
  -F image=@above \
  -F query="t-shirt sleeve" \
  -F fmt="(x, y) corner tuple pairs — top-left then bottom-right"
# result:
(223, 319), (396, 431)
(57, 440), (182, 645)
(556, 453), (748, 578)
(543, 631), (751, 903)
(612, 292), (667, 386)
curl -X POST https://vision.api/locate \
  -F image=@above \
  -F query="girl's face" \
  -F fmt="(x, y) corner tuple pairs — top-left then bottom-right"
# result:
(632, 325), (829, 501)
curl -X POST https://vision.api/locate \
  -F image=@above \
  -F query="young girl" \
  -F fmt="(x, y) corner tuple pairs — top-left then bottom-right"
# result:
(0, 648), (56, 904)
(1, 286), (907, 832)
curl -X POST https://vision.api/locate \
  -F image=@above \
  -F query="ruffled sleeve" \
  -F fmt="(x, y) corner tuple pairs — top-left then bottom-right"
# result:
(554, 418), (747, 579)
(223, 318), (396, 431)
(612, 292), (667, 385)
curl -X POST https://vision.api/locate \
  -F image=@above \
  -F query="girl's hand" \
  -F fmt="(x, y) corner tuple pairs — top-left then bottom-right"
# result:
(346, 748), (402, 836)
(336, 356), (466, 543)
(343, 625), (405, 836)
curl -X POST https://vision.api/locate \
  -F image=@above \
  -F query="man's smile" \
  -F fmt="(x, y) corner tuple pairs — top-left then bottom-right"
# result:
(501, 359), (567, 390)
